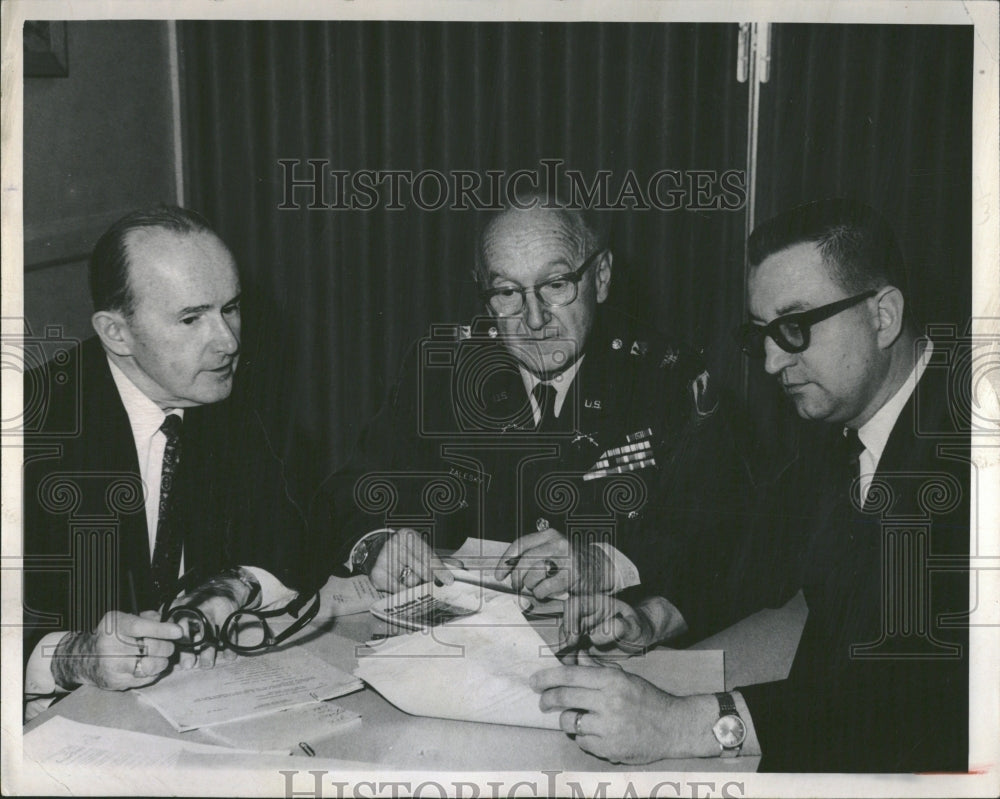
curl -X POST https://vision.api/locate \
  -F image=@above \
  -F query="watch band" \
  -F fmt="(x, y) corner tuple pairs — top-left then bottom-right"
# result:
(715, 691), (738, 718)
(713, 692), (746, 758)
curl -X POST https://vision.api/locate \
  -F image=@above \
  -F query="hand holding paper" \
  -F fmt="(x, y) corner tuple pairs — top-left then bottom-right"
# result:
(494, 527), (611, 599)
(369, 528), (454, 592)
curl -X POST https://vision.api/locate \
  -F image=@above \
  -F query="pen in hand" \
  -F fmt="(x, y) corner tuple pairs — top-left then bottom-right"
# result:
(554, 632), (592, 662)
(128, 570), (139, 616)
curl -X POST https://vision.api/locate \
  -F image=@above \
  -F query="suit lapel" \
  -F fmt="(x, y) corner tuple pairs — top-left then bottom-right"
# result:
(81, 339), (156, 604)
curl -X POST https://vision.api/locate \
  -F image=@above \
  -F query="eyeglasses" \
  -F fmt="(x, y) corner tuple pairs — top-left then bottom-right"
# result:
(736, 290), (877, 358)
(163, 585), (320, 656)
(479, 249), (605, 317)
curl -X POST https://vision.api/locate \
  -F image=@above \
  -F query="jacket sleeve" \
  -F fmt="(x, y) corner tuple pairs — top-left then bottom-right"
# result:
(307, 339), (426, 573)
(617, 351), (757, 639)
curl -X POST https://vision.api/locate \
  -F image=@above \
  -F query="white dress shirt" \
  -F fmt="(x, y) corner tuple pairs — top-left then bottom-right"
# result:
(25, 356), (292, 717)
(519, 356), (585, 426)
(108, 358), (185, 559)
(854, 340), (933, 504)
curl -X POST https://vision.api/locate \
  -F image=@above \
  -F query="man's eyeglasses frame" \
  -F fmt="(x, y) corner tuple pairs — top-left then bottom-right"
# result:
(162, 580), (320, 656)
(478, 248), (606, 317)
(736, 290), (878, 359)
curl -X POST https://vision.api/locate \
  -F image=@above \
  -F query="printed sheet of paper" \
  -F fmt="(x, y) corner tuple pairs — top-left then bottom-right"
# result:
(356, 591), (564, 729)
(356, 589), (724, 729)
(20, 716), (254, 795)
(316, 573), (382, 618)
(199, 700), (361, 753)
(24, 716), (248, 767)
(20, 716), (380, 796)
(135, 646), (362, 731)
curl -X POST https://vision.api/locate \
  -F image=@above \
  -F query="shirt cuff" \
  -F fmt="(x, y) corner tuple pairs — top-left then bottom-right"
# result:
(730, 690), (761, 757)
(242, 566), (297, 610)
(592, 542), (640, 592)
(25, 632), (72, 718)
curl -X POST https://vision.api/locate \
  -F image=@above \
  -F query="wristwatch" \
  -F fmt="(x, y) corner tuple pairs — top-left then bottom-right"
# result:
(712, 692), (747, 758)
(349, 528), (394, 575)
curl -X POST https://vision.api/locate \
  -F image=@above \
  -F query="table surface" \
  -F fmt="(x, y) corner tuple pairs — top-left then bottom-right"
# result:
(26, 590), (807, 773)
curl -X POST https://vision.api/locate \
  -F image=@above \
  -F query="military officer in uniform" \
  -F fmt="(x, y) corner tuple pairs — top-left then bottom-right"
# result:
(313, 200), (747, 616)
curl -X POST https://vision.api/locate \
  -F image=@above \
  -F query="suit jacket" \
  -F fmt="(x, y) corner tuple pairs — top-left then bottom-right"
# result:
(22, 338), (313, 663)
(721, 357), (970, 772)
(313, 307), (751, 608)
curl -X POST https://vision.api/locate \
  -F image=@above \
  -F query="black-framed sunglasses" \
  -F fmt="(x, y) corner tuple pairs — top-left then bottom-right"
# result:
(736, 290), (877, 358)
(479, 249), (605, 317)
(162, 579), (320, 656)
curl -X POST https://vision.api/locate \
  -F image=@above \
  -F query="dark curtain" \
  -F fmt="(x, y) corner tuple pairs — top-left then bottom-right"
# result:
(178, 22), (971, 497)
(747, 24), (973, 466)
(178, 22), (749, 495)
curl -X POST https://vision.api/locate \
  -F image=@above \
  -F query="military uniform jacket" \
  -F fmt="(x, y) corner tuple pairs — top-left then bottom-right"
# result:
(315, 307), (749, 607)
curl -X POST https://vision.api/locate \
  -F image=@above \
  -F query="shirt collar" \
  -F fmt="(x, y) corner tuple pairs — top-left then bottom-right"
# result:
(107, 356), (184, 440)
(855, 339), (933, 466)
(519, 355), (586, 406)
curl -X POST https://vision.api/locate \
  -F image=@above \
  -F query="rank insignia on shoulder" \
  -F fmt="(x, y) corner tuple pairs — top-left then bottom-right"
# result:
(570, 430), (600, 448)
(658, 347), (679, 368)
(630, 340), (648, 356)
(611, 338), (624, 350)
(691, 369), (719, 418)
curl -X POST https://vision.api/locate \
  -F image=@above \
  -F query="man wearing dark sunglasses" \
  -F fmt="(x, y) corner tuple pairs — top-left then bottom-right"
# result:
(534, 198), (969, 773)
(316, 192), (747, 618)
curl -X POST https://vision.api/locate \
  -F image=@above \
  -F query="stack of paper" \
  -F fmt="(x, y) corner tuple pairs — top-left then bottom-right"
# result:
(199, 701), (361, 753)
(20, 717), (380, 795)
(134, 646), (363, 750)
(356, 590), (725, 729)
(357, 592), (563, 729)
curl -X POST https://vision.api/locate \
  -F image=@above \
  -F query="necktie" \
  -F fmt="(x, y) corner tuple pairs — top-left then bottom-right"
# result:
(842, 427), (864, 479)
(532, 382), (558, 432)
(841, 427), (865, 506)
(150, 413), (183, 601)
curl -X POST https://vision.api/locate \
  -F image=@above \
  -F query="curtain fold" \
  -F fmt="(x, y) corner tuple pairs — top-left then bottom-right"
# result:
(178, 21), (970, 498)
(747, 24), (972, 468)
(179, 21), (749, 493)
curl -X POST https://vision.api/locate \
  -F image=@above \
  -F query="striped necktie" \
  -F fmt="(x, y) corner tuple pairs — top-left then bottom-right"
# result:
(150, 413), (183, 601)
